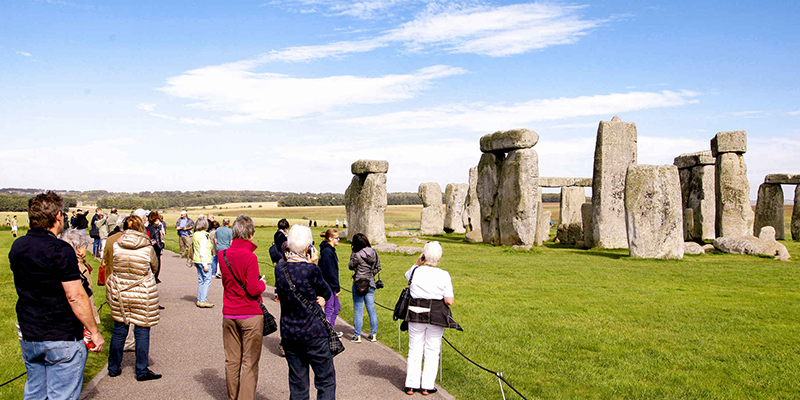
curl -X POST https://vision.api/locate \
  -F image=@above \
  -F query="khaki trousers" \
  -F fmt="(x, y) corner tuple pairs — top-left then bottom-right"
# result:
(179, 236), (192, 259)
(223, 315), (264, 400)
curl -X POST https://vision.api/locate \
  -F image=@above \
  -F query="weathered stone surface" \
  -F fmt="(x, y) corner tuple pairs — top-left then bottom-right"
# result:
(765, 174), (800, 185)
(387, 230), (419, 237)
(678, 168), (691, 209)
(702, 244), (715, 253)
(581, 203), (593, 248)
(624, 165), (684, 259)
(794, 186), (800, 241)
(463, 166), (483, 243)
(538, 177), (593, 187)
(497, 148), (539, 246)
(759, 226), (776, 241)
(674, 150), (715, 170)
(688, 164), (716, 241)
(713, 228), (790, 261)
(418, 182), (443, 235)
(592, 115), (637, 248)
(373, 242), (398, 253)
(345, 172), (387, 244)
(556, 222), (583, 245)
(683, 208), (694, 241)
(575, 241), (585, 249)
(477, 152), (503, 245)
(479, 129), (539, 153)
(560, 186), (586, 225)
(753, 183), (785, 240)
(443, 183), (469, 233)
(406, 237), (425, 244)
(395, 246), (424, 255)
(711, 130), (747, 157)
(683, 241), (704, 255)
(715, 153), (754, 237)
(351, 159), (389, 175)
(535, 209), (551, 246)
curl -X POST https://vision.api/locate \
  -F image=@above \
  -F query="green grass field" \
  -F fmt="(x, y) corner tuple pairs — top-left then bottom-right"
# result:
(3, 208), (800, 399)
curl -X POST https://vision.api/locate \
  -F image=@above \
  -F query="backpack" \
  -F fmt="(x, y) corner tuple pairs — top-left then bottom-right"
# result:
(268, 243), (283, 264)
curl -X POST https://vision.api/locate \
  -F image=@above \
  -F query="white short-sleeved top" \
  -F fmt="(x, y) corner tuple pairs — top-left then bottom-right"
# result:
(405, 265), (454, 300)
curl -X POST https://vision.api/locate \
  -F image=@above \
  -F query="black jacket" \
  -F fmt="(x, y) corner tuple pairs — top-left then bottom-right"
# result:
(407, 298), (463, 331)
(74, 211), (89, 230)
(318, 241), (340, 293)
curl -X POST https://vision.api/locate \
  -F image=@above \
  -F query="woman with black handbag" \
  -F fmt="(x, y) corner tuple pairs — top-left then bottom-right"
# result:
(348, 233), (381, 343)
(274, 225), (336, 400)
(219, 215), (268, 400)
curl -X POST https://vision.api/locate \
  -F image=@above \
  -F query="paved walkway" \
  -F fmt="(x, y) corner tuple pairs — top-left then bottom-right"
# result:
(80, 250), (453, 400)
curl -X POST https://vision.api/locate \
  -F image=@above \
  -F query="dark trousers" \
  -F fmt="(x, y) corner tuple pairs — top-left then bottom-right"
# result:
(283, 337), (336, 400)
(153, 246), (162, 282)
(108, 321), (151, 377)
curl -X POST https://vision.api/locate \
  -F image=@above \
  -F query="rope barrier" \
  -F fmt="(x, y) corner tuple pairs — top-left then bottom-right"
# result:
(0, 372), (26, 388)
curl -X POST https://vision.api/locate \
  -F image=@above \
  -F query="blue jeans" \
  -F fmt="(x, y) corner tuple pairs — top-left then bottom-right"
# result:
(108, 322), (151, 378)
(92, 238), (101, 256)
(352, 284), (377, 336)
(212, 255), (218, 276)
(283, 337), (336, 400)
(20, 339), (87, 400)
(195, 263), (212, 302)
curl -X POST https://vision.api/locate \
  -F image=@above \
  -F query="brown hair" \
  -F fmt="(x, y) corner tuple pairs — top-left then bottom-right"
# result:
(148, 210), (160, 224)
(28, 191), (63, 229)
(320, 228), (339, 241)
(125, 215), (146, 232)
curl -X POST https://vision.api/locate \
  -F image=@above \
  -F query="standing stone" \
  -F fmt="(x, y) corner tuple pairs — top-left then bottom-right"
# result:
(684, 209), (694, 240)
(753, 183), (785, 239)
(581, 203), (594, 248)
(715, 151), (754, 238)
(463, 166), (483, 243)
(592, 116), (638, 248)
(444, 183), (469, 234)
(624, 165), (684, 259)
(559, 186), (586, 225)
(689, 163), (716, 241)
(418, 182), (444, 235)
(535, 200), (550, 246)
(477, 152), (503, 245)
(678, 168), (692, 209)
(497, 148), (539, 246)
(344, 162), (387, 245)
(793, 185), (800, 241)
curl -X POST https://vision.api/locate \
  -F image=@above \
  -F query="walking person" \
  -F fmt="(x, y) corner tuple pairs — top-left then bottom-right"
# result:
(147, 211), (165, 285)
(215, 218), (233, 279)
(319, 229), (342, 336)
(90, 208), (103, 257)
(220, 215), (267, 400)
(193, 217), (214, 308)
(348, 233), (381, 343)
(105, 215), (162, 381)
(402, 242), (462, 395)
(9, 191), (104, 399)
(96, 210), (109, 255)
(209, 220), (219, 278)
(274, 225), (335, 400)
(176, 210), (195, 261)
(11, 215), (18, 237)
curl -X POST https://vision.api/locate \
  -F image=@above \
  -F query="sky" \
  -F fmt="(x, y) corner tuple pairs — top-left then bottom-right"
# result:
(1, 0), (798, 199)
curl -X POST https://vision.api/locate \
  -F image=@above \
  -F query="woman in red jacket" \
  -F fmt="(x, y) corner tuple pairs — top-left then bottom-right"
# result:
(219, 215), (267, 400)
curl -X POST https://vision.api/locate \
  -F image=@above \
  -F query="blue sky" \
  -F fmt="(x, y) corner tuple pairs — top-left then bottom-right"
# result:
(1, 0), (798, 199)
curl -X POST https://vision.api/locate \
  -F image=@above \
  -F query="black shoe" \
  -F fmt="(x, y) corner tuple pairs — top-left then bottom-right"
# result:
(108, 370), (121, 378)
(158, 305), (165, 310)
(136, 370), (162, 382)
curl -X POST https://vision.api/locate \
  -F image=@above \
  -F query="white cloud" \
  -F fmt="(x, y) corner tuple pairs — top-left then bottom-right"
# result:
(158, 64), (466, 122)
(16, 51), (32, 57)
(137, 103), (156, 112)
(261, 38), (387, 63)
(726, 110), (768, 118)
(266, 0), (422, 20)
(335, 90), (701, 132)
(786, 110), (800, 116)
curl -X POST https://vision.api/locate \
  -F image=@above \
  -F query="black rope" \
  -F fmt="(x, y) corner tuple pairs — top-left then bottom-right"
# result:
(442, 336), (528, 400)
(0, 372), (26, 388)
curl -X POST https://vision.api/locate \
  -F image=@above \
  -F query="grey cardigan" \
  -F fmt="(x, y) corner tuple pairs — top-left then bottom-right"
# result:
(348, 247), (381, 289)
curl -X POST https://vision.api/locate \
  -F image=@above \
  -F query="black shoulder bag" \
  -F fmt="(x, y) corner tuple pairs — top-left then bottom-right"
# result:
(280, 262), (345, 357)
(223, 250), (278, 336)
(393, 266), (419, 321)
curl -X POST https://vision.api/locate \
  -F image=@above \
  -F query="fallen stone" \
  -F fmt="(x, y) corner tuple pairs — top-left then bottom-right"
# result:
(497, 148), (539, 246)
(373, 242), (398, 253)
(764, 174), (800, 185)
(351, 159), (389, 175)
(683, 241), (704, 255)
(511, 244), (532, 251)
(444, 183), (469, 234)
(538, 177), (592, 187)
(674, 150), (715, 169)
(713, 227), (790, 261)
(463, 166), (483, 243)
(715, 152), (754, 238)
(592, 115), (638, 249)
(395, 246), (424, 255)
(418, 182), (444, 235)
(479, 129), (539, 153)
(753, 183), (785, 240)
(711, 130), (747, 156)
(345, 172), (387, 244)
(581, 203), (593, 248)
(387, 231), (419, 237)
(406, 238), (425, 244)
(624, 164), (684, 259)
(477, 152), (503, 245)
(702, 243), (715, 253)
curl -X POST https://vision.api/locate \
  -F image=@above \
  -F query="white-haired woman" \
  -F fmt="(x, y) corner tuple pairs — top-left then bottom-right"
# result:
(193, 217), (214, 308)
(274, 225), (335, 400)
(60, 228), (100, 326)
(403, 241), (462, 396)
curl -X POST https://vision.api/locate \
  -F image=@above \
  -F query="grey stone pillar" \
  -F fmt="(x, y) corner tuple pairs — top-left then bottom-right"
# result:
(418, 182), (444, 235)
(443, 183), (468, 234)
(712, 131), (754, 238)
(625, 165), (684, 259)
(794, 185), (800, 241)
(463, 166), (482, 243)
(592, 115), (637, 248)
(345, 160), (388, 244)
(555, 186), (586, 244)
(581, 203), (594, 248)
(477, 152), (503, 245)
(754, 183), (785, 240)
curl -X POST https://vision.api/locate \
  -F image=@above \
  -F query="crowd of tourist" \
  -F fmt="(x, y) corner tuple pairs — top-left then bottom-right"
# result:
(9, 191), (462, 400)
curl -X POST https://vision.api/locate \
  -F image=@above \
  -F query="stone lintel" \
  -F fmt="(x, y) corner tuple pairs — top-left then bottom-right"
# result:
(480, 129), (539, 153)
(673, 150), (715, 169)
(539, 177), (592, 187)
(764, 174), (800, 185)
(711, 130), (747, 156)
(351, 159), (389, 175)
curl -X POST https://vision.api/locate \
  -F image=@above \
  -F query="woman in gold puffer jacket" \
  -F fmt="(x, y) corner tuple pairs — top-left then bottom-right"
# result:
(105, 215), (163, 381)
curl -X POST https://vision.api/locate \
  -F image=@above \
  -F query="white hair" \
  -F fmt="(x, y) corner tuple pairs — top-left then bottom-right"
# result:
(422, 241), (443, 266)
(287, 225), (313, 254)
(60, 228), (91, 252)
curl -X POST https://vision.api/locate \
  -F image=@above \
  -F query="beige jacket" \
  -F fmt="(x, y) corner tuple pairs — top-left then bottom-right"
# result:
(106, 229), (160, 327)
